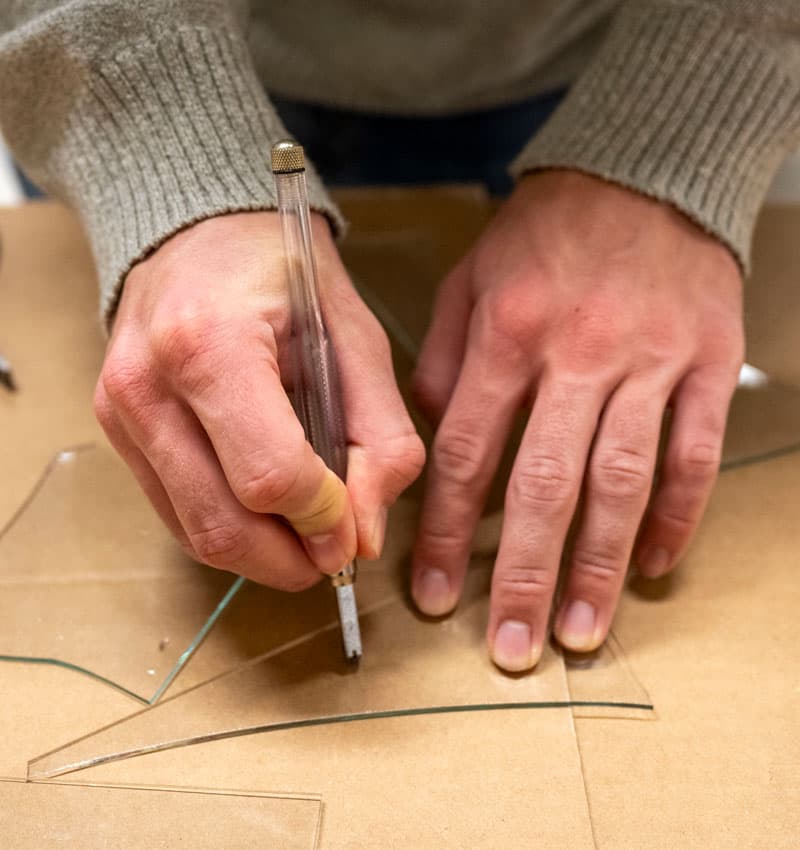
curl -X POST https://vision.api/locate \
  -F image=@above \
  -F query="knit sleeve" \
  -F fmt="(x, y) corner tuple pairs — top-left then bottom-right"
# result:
(0, 0), (345, 325)
(510, 0), (800, 274)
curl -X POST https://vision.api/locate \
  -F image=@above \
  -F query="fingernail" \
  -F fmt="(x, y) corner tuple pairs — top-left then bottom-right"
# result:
(369, 507), (388, 559)
(491, 620), (539, 672)
(557, 600), (598, 652)
(413, 567), (456, 616)
(638, 546), (670, 578)
(304, 533), (349, 575)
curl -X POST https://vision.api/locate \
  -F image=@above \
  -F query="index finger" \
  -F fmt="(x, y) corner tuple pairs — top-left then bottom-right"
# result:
(154, 315), (356, 575)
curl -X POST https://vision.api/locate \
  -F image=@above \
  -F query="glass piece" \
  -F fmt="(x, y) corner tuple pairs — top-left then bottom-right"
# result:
(149, 576), (247, 704)
(565, 632), (655, 719)
(0, 661), (138, 780)
(0, 780), (321, 850)
(156, 499), (416, 696)
(69, 689), (596, 849)
(721, 379), (800, 470)
(29, 563), (652, 781)
(0, 445), (241, 703)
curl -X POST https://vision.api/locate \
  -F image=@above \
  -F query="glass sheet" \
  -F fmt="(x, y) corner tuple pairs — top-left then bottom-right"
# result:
(0, 661), (138, 780)
(29, 562), (652, 781)
(0, 445), (241, 703)
(721, 379), (800, 470)
(565, 632), (654, 719)
(0, 780), (321, 850)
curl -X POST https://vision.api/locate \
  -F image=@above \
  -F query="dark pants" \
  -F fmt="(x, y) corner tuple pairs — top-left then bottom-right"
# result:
(272, 88), (565, 196)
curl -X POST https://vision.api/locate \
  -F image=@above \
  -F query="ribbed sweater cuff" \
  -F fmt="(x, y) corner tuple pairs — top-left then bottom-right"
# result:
(58, 25), (345, 326)
(511, 2), (800, 274)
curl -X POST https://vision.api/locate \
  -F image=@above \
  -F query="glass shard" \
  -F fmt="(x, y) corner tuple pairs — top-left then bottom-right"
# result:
(0, 445), (242, 703)
(721, 379), (800, 470)
(0, 780), (321, 850)
(29, 562), (652, 781)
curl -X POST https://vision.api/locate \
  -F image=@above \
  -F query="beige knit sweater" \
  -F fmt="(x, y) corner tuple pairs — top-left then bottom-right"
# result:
(0, 1), (798, 322)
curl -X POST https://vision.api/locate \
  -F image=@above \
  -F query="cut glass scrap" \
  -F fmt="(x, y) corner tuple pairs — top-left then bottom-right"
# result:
(0, 444), (242, 703)
(29, 563), (652, 781)
(721, 378), (800, 470)
(0, 780), (322, 850)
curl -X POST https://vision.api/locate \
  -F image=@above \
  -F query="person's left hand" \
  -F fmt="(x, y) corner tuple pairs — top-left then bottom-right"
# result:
(410, 170), (744, 672)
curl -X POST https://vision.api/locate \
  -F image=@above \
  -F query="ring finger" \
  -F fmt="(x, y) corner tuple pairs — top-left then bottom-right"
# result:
(554, 372), (676, 651)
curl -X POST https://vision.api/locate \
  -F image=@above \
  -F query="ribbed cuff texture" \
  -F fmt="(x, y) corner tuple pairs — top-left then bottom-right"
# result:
(58, 25), (345, 326)
(512, 2), (800, 273)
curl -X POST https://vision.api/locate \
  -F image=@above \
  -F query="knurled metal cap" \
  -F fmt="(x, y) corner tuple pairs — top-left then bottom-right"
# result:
(271, 140), (305, 173)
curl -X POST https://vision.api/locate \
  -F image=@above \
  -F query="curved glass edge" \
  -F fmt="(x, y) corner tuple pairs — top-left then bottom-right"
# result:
(29, 698), (655, 780)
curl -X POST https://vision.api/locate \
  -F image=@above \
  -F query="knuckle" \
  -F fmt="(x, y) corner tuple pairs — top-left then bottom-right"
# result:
(570, 544), (625, 586)
(675, 442), (721, 479)
(393, 431), (426, 482)
(417, 519), (468, 558)
(233, 454), (303, 511)
(101, 352), (151, 410)
(376, 432), (427, 498)
(432, 427), (486, 489)
(189, 522), (249, 567)
(494, 563), (553, 605)
(590, 447), (652, 501)
(510, 453), (575, 510)
(703, 322), (745, 367)
(478, 285), (542, 354)
(151, 308), (233, 390)
(559, 303), (624, 371)
(152, 307), (209, 364)
(652, 507), (696, 534)
(409, 433), (427, 474)
(92, 381), (115, 429)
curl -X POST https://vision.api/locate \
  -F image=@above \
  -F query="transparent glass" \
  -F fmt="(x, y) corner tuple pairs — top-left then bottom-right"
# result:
(721, 378), (800, 471)
(29, 561), (652, 780)
(0, 781), (321, 850)
(0, 445), (243, 704)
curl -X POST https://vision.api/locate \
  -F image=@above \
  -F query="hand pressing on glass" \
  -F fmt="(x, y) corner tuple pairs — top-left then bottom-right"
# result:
(94, 211), (425, 590)
(411, 171), (744, 671)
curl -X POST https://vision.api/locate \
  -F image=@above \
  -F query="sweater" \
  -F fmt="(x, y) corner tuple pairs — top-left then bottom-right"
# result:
(0, 0), (798, 323)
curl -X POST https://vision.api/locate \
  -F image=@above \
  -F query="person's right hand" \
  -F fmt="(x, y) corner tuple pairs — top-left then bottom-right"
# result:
(94, 211), (425, 590)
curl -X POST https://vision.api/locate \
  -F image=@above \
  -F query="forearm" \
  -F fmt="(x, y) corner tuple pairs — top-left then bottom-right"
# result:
(0, 0), (343, 325)
(512, 0), (800, 273)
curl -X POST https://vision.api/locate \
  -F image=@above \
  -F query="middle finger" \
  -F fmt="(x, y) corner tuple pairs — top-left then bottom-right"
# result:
(488, 377), (604, 671)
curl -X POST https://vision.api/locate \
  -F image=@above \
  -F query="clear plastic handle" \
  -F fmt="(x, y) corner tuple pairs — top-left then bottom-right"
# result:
(273, 148), (361, 660)
(275, 170), (348, 481)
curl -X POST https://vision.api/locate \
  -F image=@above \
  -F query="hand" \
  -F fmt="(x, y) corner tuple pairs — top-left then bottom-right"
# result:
(94, 212), (424, 590)
(411, 171), (744, 671)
